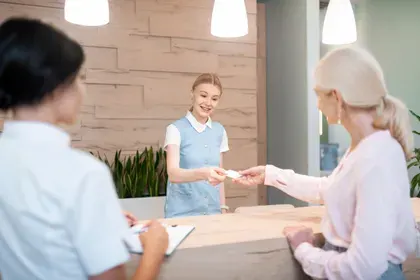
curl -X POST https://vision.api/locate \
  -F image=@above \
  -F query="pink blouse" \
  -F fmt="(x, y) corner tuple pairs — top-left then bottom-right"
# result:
(265, 130), (417, 279)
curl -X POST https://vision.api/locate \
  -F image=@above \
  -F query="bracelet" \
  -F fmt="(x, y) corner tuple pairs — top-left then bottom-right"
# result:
(221, 205), (230, 211)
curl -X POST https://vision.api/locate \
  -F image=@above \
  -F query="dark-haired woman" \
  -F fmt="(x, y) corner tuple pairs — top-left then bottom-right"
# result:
(0, 18), (167, 280)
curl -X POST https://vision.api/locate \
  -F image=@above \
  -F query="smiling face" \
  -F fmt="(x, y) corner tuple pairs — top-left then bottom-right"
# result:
(191, 83), (222, 120)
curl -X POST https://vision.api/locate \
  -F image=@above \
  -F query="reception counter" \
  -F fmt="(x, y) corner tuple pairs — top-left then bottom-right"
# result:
(126, 198), (420, 280)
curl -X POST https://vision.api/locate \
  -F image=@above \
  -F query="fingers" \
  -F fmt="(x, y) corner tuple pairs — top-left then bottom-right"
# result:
(213, 167), (227, 175)
(212, 172), (226, 182)
(238, 166), (263, 176)
(128, 214), (137, 222)
(283, 225), (312, 236)
(147, 220), (162, 228)
(232, 176), (258, 186)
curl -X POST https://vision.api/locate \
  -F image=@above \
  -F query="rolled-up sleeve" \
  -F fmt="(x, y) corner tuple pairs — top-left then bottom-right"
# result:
(66, 164), (130, 276)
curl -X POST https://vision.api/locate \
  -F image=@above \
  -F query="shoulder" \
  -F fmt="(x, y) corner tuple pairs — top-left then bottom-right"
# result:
(354, 131), (407, 182)
(211, 121), (225, 133)
(66, 148), (110, 177)
(172, 117), (190, 130)
(166, 123), (180, 134)
(359, 131), (404, 163)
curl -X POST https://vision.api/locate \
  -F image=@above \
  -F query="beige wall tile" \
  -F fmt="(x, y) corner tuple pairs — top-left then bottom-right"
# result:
(86, 69), (257, 90)
(0, 0), (261, 207)
(83, 47), (118, 69)
(118, 49), (219, 73)
(171, 38), (257, 58)
(149, 8), (257, 43)
(158, 0), (257, 14)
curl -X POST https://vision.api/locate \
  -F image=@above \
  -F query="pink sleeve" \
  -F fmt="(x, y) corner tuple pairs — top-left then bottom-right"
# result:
(292, 154), (402, 279)
(264, 165), (328, 204)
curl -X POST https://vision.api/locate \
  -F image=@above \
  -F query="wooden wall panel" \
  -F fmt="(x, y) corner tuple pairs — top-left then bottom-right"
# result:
(256, 3), (267, 205)
(0, 0), (262, 209)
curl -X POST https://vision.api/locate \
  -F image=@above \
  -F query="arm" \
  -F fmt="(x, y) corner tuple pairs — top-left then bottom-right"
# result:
(65, 165), (130, 280)
(72, 165), (165, 280)
(264, 165), (329, 204)
(219, 128), (229, 211)
(164, 124), (208, 183)
(292, 156), (399, 279)
(219, 153), (227, 209)
(132, 254), (164, 280)
(166, 144), (208, 183)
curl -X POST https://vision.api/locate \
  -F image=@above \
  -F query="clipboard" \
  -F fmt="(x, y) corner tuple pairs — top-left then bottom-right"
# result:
(126, 224), (195, 256)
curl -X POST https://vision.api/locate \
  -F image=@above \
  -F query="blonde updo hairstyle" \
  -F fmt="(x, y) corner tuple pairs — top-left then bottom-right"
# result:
(315, 47), (413, 160)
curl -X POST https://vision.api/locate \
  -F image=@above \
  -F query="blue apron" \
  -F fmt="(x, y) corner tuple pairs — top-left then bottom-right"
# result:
(164, 117), (225, 218)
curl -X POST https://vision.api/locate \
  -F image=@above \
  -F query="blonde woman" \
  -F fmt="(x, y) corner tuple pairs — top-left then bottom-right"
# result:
(234, 47), (417, 279)
(164, 73), (229, 218)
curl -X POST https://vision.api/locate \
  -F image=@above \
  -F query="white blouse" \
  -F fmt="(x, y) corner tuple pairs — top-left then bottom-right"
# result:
(265, 130), (417, 280)
(164, 111), (229, 152)
(0, 121), (130, 279)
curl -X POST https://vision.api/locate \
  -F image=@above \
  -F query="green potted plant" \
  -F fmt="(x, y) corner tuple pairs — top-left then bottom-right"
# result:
(408, 110), (420, 197)
(93, 147), (168, 219)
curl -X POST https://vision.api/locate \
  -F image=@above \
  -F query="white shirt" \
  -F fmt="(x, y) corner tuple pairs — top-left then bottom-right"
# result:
(265, 130), (417, 280)
(0, 121), (130, 280)
(164, 111), (229, 152)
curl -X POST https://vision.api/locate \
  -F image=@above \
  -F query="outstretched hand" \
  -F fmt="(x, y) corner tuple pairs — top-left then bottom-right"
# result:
(206, 167), (227, 186)
(232, 166), (266, 186)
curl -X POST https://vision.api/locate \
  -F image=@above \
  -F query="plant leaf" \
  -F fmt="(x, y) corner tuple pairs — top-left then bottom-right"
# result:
(410, 110), (420, 122)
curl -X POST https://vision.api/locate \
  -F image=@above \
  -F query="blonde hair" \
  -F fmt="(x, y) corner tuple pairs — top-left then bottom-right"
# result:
(189, 73), (223, 111)
(315, 47), (414, 160)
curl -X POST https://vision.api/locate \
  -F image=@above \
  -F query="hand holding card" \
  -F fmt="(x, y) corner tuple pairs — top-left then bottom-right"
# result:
(225, 170), (242, 179)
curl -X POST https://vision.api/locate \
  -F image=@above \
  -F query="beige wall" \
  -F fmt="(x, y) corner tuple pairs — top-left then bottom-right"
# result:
(0, 0), (259, 209)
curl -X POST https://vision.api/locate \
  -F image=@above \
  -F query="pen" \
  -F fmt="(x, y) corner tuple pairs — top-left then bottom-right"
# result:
(134, 224), (178, 234)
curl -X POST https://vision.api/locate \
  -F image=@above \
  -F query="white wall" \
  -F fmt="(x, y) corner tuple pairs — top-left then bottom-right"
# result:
(321, 0), (420, 160)
(265, 0), (320, 207)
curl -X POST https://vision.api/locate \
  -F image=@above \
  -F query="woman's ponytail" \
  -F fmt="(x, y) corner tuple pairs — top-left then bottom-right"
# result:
(373, 95), (414, 161)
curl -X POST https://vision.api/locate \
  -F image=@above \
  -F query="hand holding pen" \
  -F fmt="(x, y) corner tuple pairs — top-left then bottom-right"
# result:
(138, 220), (169, 259)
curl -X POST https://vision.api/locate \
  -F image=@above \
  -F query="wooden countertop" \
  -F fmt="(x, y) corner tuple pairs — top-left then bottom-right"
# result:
(157, 206), (325, 249)
(146, 198), (420, 249)
(126, 198), (420, 280)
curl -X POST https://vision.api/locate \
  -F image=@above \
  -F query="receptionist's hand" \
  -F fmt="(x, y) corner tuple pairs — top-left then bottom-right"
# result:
(233, 166), (265, 186)
(205, 167), (227, 186)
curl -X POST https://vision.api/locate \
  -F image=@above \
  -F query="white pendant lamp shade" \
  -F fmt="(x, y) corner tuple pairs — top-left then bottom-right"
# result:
(211, 0), (248, 38)
(65, 0), (110, 27)
(322, 0), (357, 45)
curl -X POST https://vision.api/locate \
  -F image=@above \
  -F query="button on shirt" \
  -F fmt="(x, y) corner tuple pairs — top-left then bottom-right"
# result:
(265, 130), (417, 279)
(0, 121), (130, 280)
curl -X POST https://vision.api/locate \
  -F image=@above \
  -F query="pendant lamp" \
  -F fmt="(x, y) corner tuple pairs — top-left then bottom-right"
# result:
(322, 0), (357, 45)
(64, 0), (110, 27)
(211, 0), (248, 38)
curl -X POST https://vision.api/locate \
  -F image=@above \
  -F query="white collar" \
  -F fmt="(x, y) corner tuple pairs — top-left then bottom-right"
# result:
(185, 111), (212, 133)
(2, 121), (71, 146)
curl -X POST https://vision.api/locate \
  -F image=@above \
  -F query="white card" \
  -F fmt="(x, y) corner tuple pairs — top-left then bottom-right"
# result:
(226, 170), (242, 179)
